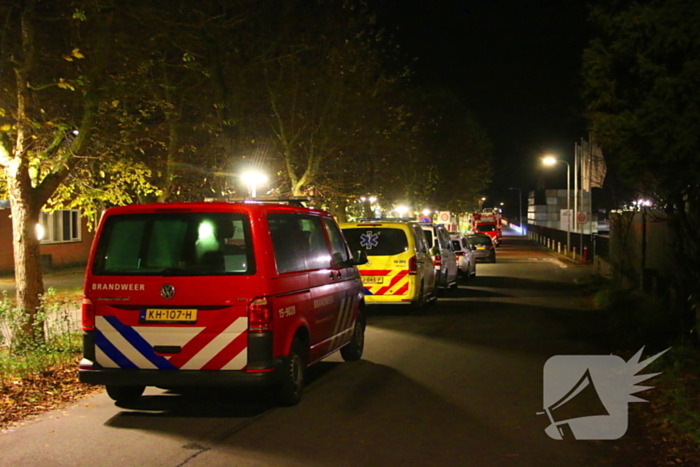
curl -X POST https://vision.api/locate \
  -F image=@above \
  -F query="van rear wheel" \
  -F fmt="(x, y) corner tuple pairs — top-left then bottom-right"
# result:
(409, 284), (426, 314)
(340, 310), (365, 361)
(106, 385), (144, 404)
(277, 338), (307, 406)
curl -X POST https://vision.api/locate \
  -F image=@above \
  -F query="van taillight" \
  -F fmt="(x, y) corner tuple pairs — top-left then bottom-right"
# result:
(82, 297), (95, 331)
(249, 297), (272, 332)
(433, 255), (442, 267)
(455, 251), (465, 257)
(408, 255), (418, 275)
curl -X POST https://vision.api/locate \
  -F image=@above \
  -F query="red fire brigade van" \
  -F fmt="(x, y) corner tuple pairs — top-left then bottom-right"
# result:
(472, 210), (502, 246)
(79, 201), (367, 406)
(474, 221), (501, 246)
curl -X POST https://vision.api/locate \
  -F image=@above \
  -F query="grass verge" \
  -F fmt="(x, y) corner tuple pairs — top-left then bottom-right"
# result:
(642, 345), (700, 466)
(588, 277), (700, 465)
(0, 288), (100, 431)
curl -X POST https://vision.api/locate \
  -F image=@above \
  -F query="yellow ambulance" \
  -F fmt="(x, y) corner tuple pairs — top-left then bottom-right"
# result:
(340, 220), (437, 310)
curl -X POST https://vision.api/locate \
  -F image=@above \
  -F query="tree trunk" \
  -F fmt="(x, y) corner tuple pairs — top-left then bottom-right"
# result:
(4, 0), (45, 347)
(5, 158), (45, 346)
(156, 120), (179, 203)
(156, 65), (180, 203)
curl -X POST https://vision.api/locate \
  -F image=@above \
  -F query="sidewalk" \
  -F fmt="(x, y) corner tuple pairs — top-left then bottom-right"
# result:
(526, 230), (592, 264)
(0, 266), (86, 297)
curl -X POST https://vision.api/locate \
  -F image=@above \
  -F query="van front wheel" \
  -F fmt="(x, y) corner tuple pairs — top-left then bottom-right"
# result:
(106, 385), (144, 404)
(277, 338), (307, 406)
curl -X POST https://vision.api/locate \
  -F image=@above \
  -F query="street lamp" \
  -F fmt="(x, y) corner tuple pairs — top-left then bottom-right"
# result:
(509, 187), (523, 234)
(360, 196), (378, 218)
(542, 156), (571, 251)
(479, 197), (486, 210)
(241, 171), (268, 198)
(395, 205), (409, 218)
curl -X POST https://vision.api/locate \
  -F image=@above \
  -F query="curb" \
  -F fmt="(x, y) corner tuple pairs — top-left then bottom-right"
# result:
(525, 232), (591, 266)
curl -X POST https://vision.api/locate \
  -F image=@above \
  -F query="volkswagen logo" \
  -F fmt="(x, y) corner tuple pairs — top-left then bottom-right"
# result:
(160, 284), (175, 299)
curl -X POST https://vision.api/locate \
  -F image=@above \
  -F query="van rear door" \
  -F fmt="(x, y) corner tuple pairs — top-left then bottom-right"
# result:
(341, 224), (413, 300)
(85, 210), (257, 371)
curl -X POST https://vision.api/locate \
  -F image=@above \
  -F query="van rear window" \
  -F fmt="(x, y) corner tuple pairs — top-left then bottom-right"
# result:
(92, 212), (254, 276)
(341, 228), (408, 256)
(468, 235), (492, 246)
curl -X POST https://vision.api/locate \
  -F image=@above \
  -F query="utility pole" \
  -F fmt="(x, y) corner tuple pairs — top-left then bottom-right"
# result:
(509, 187), (523, 234)
(574, 142), (579, 256)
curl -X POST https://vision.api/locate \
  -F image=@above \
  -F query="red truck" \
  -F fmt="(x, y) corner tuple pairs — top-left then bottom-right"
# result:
(472, 211), (502, 246)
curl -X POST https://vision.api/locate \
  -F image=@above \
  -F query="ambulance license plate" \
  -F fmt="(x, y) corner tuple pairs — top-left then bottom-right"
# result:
(363, 276), (384, 284)
(141, 309), (198, 323)
(476, 246), (486, 250)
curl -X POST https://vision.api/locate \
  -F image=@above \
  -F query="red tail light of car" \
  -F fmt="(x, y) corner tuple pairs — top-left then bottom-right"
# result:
(249, 297), (272, 332)
(82, 297), (95, 331)
(433, 255), (442, 267)
(408, 255), (418, 275)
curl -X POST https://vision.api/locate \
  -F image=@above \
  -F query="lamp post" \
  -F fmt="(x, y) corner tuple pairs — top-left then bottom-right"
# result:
(241, 171), (268, 198)
(479, 197), (486, 210)
(395, 205), (409, 218)
(360, 196), (377, 218)
(542, 156), (571, 251)
(509, 187), (523, 234)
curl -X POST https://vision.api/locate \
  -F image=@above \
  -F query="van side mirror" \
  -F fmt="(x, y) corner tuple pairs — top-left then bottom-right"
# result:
(353, 250), (369, 266)
(429, 245), (440, 256)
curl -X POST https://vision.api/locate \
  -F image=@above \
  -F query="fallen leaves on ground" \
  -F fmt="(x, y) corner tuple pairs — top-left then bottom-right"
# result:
(636, 364), (700, 467)
(0, 362), (101, 431)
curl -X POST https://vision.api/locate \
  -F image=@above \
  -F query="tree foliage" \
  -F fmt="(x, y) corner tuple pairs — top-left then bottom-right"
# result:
(0, 0), (494, 339)
(253, 0), (398, 199)
(582, 0), (700, 334)
(409, 87), (493, 213)
(0, 0), (158, 339)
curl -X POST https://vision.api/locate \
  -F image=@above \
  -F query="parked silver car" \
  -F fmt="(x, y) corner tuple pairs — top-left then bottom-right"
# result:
(467, 233), (496, 263)
(420, 223), (459, 290)
(450, 232), (476, 280)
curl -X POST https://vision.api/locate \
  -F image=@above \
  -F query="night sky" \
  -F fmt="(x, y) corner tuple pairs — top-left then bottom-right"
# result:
(377, 0), (593, 213)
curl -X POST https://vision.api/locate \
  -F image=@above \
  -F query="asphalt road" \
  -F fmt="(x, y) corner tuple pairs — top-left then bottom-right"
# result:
(0, 231), (656, 466)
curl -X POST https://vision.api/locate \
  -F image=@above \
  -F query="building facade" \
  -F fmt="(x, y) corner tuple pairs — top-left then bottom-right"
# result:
(527, 189), (596, 234)
(0, 207), (95, 274)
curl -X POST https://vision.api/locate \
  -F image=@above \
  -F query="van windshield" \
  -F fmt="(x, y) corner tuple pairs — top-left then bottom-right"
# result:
(92, 212), (254, 276)
(341, 228), (408, 256)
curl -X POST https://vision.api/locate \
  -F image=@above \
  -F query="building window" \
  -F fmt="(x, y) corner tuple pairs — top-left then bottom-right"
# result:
(39, 210), (81, 244)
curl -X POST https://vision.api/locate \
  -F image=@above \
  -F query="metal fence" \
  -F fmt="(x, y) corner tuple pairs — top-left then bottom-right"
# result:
(526, 223), (610, 263)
